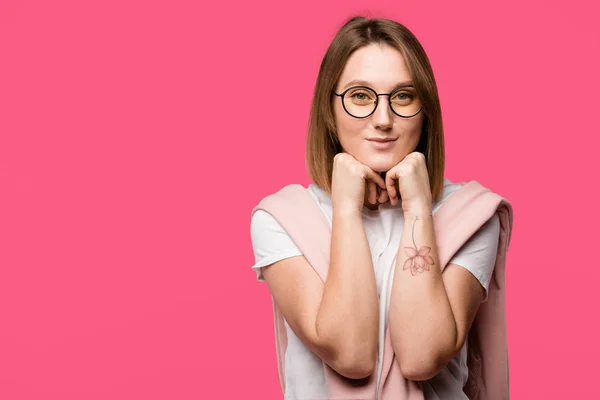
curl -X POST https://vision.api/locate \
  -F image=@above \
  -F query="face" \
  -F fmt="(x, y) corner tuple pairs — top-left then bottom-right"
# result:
(332, 43), (424, 173)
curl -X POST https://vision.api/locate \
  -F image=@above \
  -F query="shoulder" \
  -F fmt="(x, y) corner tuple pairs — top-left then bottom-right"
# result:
(252, 183), (310, 207)
(434, 178), (507, 237)
(437, 177), (501, 224)
(251, 183), (323, 216)
(433, 178), (464, 211)
(435, 177), (505, 208)
(250, 183), (317, 227)
(440, 177), (463, 198)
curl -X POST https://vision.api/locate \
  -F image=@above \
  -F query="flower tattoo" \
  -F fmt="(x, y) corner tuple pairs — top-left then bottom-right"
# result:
(403, 216), (435, 275)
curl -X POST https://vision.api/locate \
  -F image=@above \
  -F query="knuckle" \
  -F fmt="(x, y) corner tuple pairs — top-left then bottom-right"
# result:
(352, 165), (363, 177)
(334, 153), (347, 162)
(361, 166), (371, 177)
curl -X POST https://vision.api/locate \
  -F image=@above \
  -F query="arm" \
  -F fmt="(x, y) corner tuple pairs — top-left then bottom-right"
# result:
(258, 208), (379, 379)
(388, 211), (489, 381)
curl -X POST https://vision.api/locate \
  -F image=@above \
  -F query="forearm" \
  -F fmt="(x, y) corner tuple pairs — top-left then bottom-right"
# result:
(388, 211), (457, 379)
(316, 208), (379, 373)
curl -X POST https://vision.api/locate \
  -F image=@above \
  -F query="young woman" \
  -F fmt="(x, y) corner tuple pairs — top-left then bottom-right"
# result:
(250, 16), (501, 399)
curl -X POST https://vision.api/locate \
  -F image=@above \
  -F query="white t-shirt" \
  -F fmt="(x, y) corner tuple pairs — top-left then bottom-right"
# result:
(250, 177), (500, 400)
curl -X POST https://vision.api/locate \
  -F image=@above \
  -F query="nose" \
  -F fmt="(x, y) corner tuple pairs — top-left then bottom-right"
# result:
(371, 96), (393, 129)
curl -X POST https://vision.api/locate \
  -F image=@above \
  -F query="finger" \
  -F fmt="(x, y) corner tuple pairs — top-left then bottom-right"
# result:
(378, 189), (388, 204)
(367, 180), (376, 204)
(386, 170), (399, 206)
(364, 167), (387, 190)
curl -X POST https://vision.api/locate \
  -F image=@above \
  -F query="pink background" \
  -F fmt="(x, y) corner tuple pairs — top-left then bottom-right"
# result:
(1, 0), (599, 398)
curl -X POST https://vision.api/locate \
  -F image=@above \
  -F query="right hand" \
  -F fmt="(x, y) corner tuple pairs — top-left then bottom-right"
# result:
(331, 153), (388, 214)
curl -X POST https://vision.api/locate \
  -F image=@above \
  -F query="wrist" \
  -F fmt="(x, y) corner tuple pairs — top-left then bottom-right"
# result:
(403, 205), (433, 218)
(333, 204), (363, 220)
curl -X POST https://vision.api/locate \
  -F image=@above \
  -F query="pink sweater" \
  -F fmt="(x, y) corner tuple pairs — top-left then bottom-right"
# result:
(253, 180), (514, 400)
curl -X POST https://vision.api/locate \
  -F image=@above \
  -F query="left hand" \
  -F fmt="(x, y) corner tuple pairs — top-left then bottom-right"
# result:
(385, 152), (432, 214)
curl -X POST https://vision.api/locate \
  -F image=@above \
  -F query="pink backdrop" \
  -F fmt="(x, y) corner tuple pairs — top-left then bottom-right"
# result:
(1, 0), (599, 398)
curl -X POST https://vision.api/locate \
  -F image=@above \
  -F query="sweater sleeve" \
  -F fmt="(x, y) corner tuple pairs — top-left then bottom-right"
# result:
(250, 209), (302, 282)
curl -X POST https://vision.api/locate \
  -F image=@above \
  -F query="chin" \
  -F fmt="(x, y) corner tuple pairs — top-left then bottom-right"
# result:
(363, 159), (397, 173)
(360, 153), (403, 173)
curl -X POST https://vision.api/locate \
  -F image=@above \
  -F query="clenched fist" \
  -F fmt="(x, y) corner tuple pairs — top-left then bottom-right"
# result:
(384, 152), (432, 214)
(331, 153), (387, 214)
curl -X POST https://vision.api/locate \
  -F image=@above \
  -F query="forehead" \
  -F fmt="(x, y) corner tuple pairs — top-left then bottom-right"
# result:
(338, 43), (411, 90)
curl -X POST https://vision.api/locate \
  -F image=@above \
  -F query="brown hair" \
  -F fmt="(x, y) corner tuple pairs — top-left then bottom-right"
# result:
(305, 16), (446, 202)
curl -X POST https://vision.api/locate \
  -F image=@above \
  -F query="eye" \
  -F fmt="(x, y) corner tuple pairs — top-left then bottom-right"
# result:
(392, 91), (416, 104)
(396, 92), (413, 100)
(347, 88), (376, 103)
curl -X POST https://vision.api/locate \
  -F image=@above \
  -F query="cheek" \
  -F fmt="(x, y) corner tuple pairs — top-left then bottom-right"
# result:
(337, 119), (364, 148)
(334, 104), (363, 143)
(404, 115), (424, 141)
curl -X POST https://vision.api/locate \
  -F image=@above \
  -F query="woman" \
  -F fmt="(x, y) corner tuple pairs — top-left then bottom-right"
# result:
(250, 16), (501, 399)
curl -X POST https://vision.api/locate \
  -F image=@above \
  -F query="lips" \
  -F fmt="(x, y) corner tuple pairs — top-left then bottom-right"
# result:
(367, 137), (397, 150)
(367, 138), (397, 142)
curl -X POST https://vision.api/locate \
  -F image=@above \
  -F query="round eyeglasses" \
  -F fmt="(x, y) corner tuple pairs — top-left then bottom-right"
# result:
(333, 86), (423, 119)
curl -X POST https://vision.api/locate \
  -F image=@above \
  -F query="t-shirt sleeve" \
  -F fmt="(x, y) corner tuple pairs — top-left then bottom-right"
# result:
(447, 213), (501, 302)
(250, 209), (303, 282)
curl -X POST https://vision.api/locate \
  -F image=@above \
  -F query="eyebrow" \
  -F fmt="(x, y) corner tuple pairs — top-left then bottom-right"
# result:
(342, 79), (415, 91)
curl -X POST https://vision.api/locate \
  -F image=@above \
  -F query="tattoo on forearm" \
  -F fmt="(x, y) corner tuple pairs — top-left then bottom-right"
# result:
(403, 216), (435, 275)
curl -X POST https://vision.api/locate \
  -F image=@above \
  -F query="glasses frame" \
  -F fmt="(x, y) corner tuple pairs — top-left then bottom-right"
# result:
(333, 85), (423, 119)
